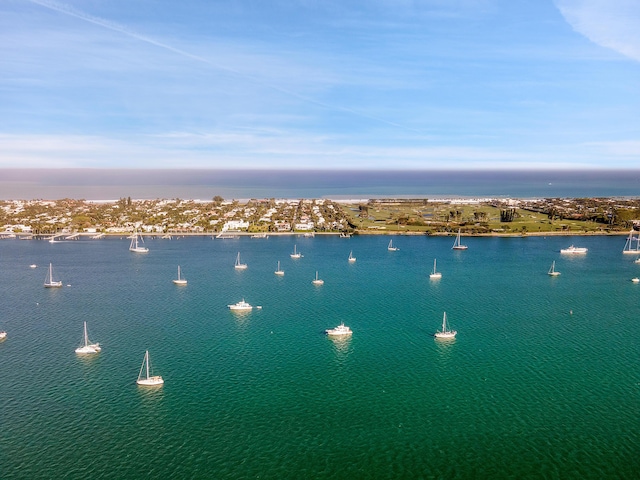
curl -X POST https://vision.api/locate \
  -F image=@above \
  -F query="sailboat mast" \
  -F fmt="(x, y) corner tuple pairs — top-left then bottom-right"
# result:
(83, 322), (88, 347)
(145, 351), (150, 379)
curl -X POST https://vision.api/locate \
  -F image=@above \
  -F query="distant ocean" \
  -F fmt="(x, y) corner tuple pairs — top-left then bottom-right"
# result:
(1, 169), (640, 200)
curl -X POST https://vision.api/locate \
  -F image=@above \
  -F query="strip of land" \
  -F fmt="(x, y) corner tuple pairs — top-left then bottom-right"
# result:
(1, 196), (638, 237)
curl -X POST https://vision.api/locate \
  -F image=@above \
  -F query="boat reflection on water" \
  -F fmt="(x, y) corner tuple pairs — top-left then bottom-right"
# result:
(327, 329), (353, 359)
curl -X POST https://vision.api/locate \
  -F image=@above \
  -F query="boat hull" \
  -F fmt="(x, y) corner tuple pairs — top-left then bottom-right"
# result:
(136, 376), (164, 386)
(75, 345), (99, 354)
(435, 331), (457, 339)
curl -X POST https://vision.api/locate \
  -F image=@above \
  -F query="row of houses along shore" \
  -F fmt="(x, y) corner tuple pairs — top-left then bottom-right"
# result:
(2, 196), (639, 237)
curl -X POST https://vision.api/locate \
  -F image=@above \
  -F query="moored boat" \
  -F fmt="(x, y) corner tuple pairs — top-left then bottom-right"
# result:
(136, 350), (164, 386)
(325, 323), (352, 336)
(228, 299), (253, 310)
(560, 245), (587, 254)
(434, 312), (457, 339)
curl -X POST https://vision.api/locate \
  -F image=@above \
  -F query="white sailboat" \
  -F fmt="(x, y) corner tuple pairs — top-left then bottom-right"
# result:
(129, 231), (149, 253)
(547, 260), (561, 276)
(234, 252), (247, 270)
(136, 350), (164, 386)
(348, 250), (356, 262)
(312, 271), (324, 285)
(290, 245), (302, 259)
(75, 321), (101, 354)
(173, 265), (187, 285)
(429, 259), (442, 279)
(387, 239), (398, 251)
(451, 229), (468, 250)
(622, 229), (640, 254)
(275, 261), (284, 276)
(44, 262), (62, 288)
(434, 312), (457, 339)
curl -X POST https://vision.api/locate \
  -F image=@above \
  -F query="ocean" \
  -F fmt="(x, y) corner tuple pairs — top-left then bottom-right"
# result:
(1, 234), (640, 478)
(2, 168), (640, 200)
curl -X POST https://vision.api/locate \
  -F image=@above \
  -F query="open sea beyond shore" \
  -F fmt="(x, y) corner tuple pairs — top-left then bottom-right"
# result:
(2, 169), (640, 200)
(2, 234), (640, 478)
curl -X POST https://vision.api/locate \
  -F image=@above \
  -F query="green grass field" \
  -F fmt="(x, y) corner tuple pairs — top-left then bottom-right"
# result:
(340, 202), (615, 235)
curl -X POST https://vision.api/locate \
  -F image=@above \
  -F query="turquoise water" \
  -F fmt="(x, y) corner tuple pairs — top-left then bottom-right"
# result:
(2, 234), (640, 478)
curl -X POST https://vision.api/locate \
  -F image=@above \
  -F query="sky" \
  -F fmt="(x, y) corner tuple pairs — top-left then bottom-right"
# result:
(1, 0), (639, 170)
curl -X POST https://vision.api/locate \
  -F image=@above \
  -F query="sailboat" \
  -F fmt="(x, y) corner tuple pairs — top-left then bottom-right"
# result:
(234, 252), (247, 270)
(173, 265), (187, 285)
(290, 245), (302, 259)
(129, 231), (149, 253)
(387, 239), (398, 251)
(44, 262), (62, 288)
(136, 350), (164, 386)
(312, 271), (324, 285)
(75, 321), (101, 354)
(275, 260), (285, 276)
(451, 229), (468, 250)
(429, 259), (442, 279)
(348, 251), (356, 262)
(434, 312), (457, 339)
(622, 229), (640, 254)
(547, 260), (561, 276)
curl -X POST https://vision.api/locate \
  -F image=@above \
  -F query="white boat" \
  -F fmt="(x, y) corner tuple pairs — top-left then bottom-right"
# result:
(429, 259), (442, 279)
(434, 312), (457, 339)
(136, 350), (164, 386)
(228, 299), (253, 310)
(30, 264), (37, 268)
(387, 239), (398, 251)
(0, 331), (6, 341)
(547, 260), (561, 276)
(325, 323), (352, 336)
(635, 258), (640, 264)
(348, 251), (356, 262)
(622, 229), (640, 254)
(275, 261), (284, 276)
(234, 252), (247, 270)
(632, 278), (640, 283)
(75, 321), (101, 354)
(173, 265), (187, 285)
(560, 245), (587, 254)
(290, 245), (302, 259)
(44, 262), (63, 288)
(312, 271), (324, 285)
(129, 231), (149, 253)
(451, 229), (468, 250)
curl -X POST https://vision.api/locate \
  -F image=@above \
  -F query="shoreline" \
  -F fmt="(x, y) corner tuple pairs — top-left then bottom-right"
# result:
(2, 230), (630, 239)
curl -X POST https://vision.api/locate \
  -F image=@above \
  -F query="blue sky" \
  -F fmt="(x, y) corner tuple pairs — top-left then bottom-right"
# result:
(1, 0), (639, 170)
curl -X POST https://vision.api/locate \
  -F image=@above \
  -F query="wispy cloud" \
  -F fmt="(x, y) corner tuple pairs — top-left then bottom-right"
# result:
(25, 0), (430, 136)
(1, 131), (636, 170)
(555, 0), (640, 62)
